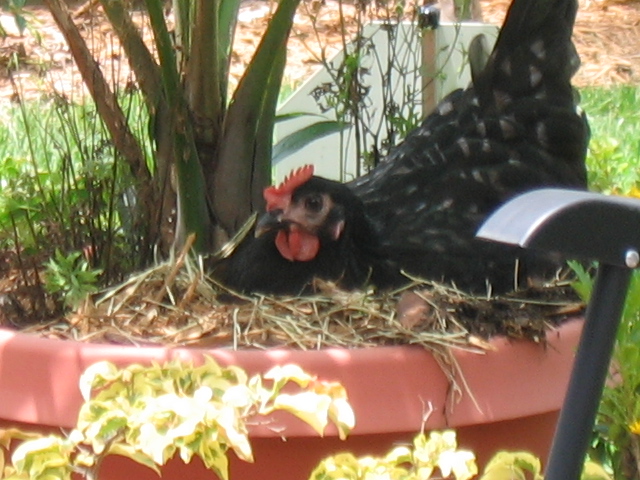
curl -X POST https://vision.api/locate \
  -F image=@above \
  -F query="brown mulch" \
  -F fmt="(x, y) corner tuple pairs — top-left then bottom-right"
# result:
(481, 0), (640, 86)
(0, 0), (637, 102)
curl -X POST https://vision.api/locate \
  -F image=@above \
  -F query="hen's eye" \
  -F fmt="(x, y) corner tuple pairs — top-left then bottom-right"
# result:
(305, 195), (323, 212)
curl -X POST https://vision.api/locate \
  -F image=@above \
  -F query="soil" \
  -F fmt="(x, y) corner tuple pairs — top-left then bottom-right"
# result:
(0, 0), (624, 347)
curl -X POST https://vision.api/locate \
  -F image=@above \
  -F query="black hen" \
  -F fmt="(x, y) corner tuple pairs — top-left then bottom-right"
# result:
(213, 0), (589, 295)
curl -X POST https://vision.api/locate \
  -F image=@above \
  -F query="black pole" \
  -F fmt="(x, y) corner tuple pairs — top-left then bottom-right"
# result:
(545, 263), (632, 480)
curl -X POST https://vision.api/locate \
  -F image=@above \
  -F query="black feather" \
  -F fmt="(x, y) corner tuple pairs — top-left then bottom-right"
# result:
(213, 0), (589, 295)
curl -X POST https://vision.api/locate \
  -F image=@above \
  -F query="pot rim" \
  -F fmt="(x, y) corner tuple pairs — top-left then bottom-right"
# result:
(0, 318), (583, 437)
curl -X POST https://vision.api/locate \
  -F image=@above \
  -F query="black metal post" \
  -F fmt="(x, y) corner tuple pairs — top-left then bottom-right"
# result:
(545, 263), (632, 480)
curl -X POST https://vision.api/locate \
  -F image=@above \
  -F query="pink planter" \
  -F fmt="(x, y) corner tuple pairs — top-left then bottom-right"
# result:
(0, 318), (583, 479)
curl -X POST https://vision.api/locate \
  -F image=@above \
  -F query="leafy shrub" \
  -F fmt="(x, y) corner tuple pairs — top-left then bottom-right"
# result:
(0, 91), (152, 318)
(310, 430), (477, 480)
(0, 358), (355, 480)
(311, 431), (610, 480)
(44, 249), (102, 309)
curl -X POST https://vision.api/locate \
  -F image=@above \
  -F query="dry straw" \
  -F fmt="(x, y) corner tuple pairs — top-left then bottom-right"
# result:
(23, 234), (583, 353)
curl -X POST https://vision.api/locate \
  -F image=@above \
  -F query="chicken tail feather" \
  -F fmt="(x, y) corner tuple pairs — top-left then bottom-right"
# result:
(476, 0), (580, 109)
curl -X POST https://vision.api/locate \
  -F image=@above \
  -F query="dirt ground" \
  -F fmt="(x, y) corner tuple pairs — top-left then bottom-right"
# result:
(0, 0), (637, 103)
(483, 0), (640, 85)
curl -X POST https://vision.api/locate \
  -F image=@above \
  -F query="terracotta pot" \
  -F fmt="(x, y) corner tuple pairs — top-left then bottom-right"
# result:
(0, 318), (583, 480)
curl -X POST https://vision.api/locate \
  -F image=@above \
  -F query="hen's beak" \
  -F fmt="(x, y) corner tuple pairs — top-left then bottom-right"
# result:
(255, 209), (285, 238)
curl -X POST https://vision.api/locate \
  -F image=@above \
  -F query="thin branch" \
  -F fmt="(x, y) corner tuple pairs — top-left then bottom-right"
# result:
(44, 0), (151, 184)
(98, 0), (164, 108)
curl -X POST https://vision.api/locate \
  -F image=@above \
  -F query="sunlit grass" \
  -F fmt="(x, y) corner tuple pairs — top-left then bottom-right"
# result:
(0, 91), (150, 280)
(579, 85), (640, 195)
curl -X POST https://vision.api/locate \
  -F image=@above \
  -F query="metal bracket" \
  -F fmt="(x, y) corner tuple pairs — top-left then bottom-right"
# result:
(477, 188), (640, 480)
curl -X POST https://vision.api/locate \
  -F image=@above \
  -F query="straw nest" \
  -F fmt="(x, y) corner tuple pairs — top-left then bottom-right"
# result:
(17, 235), (584, 353)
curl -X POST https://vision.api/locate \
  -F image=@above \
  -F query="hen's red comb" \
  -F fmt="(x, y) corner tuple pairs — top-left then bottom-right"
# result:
(264, 165), (314, 210)
(274, 165), (314, 194)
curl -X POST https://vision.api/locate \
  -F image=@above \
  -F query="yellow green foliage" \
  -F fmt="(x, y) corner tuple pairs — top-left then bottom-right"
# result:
(309, 433), (611, 480)
(0, 358), (354, 480)
(309, 430), (477, 480)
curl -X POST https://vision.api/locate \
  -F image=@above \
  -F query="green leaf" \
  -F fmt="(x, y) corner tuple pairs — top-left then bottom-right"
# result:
(581, 460), (613, 480)
(438, 449), (477, 480)
(82, 411), (129, 455)
(480, 464), (527, 480)
(11, 436), (74, 480)
(273, 120), (347, 163)
(199, 441), (230, 480)
(215, 408), (252, 462)
(217, 0), (242, 84)
(220, 384), (254, 409)
(13, 15), (26, 36)
(308, 453), (360, 480)
(213, 0), (302, 231)
(328, 397), (355, 440)
(136, 423), (174, 465)
(0, 428), (41, 450)
(275, 111), (325, 123)
(383, 446), (413, 465)
(272, 392), (331, 436)
(509, 451), (542, 473)
(78, 361), (119, 400)
(108, 444), (161, 475)
(481, 451), (541, 480)
(263, 364), (314, 388)
(568, 260), (594, 302)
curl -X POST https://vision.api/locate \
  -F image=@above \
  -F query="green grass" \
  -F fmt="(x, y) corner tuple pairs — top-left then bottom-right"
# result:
(580, 85), (640, 195)
(0, 91), (152, 282)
